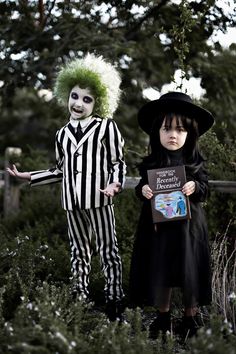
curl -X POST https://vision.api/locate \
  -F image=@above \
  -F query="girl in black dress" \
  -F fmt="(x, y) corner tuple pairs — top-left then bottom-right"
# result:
(129, 92), (214, 338)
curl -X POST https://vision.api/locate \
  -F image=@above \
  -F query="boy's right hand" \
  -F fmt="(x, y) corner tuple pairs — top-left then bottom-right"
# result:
(6, 164), (31, 181)
(142, 184), (153, 199)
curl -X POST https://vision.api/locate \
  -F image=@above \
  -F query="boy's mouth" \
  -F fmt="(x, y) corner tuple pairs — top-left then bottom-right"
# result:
(72, 107), (84, 114)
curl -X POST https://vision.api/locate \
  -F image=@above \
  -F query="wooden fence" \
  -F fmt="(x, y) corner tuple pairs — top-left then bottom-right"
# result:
(1, 147), (236, 218)
(124, 176), (236, 193)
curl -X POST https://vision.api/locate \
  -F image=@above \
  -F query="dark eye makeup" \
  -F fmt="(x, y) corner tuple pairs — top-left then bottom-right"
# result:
(70, 92), (93, 104)
(83, 96), (93, 104)
(71, 92), (78, 99)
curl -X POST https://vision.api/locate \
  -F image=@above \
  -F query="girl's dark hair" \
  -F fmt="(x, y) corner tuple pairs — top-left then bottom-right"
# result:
(139, 112), (204, 174)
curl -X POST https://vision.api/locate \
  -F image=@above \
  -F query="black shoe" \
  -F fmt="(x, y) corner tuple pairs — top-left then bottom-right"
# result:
(149, 311), (171, 339)
(105, 299), (124, 322)
(181, 314), (203, 340)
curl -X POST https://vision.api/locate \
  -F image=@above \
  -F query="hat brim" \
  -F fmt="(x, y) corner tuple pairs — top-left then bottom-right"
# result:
(138, 98), (214, 136)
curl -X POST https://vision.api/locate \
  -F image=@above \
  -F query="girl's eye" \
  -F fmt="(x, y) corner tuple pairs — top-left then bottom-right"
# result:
(83, 96), (93, 104)
(71, 92), (78, 99)
(178, 127), (186, 132)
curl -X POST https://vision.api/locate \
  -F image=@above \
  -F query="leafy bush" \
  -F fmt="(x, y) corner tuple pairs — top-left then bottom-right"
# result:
(0, 128), (235, 352)
(211, 222), (236, 332)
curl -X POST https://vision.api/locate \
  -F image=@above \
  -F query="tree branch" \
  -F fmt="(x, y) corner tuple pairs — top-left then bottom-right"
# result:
(125, 0), (170, 40)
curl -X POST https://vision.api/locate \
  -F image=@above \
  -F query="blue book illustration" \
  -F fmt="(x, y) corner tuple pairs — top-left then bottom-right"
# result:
(148, 166), (191, 223)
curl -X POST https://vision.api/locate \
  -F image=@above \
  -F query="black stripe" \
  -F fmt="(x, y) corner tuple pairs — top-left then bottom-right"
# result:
(31, 174), (61, 185)
(90, 125), (100, 207)
(113, 122), (124, 185)
(67, 210), (91, 295)
(105, 120), (112, 172)
(56, 132), (64, 164)
(99, 141), (105, 206)
(66, 138), (74, 209)
(80, 140), (88, 209)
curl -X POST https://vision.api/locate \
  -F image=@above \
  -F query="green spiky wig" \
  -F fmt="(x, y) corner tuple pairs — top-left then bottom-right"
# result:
(54, 53), (121, 118)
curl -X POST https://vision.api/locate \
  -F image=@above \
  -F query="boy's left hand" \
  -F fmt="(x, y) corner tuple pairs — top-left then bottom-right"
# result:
(182, 181), (196, 196)
(100, 182), (121, 197)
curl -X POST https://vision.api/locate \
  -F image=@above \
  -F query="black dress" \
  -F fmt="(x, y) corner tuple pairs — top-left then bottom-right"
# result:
(129, 151), (212, 308)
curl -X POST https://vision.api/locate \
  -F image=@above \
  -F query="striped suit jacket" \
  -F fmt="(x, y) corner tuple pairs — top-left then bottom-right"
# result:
(30, 116), (126, 210)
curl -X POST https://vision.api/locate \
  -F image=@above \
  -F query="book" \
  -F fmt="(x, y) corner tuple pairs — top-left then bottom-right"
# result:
(147, 166), (191, 223)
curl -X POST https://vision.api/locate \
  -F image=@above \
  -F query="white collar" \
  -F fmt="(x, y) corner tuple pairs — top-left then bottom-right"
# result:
(69, 115), (94, 129)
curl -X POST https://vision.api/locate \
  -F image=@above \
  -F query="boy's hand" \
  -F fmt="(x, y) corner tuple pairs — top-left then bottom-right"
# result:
(6, 164), (31, 181)
(142, 184), (153, 199)
(100, 182), (121, 197)
(182, 181), (196, 196)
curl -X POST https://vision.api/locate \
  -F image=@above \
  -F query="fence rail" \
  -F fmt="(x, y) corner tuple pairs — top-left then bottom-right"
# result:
(124, 176), (236, 193)
(1, 172), (236, 218)
(1, 173), (236, 192)
(1, 147), (235, 218)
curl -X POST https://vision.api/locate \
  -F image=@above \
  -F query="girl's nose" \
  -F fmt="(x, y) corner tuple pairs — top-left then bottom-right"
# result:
(169, 130), (177, 138)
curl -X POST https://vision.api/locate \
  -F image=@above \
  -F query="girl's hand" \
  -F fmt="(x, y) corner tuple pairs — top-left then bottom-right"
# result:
(182, 181), (196, 196)
(6, 164), (31, 181)
(142, 184), (153, 199)
(100, 182), (121, 197)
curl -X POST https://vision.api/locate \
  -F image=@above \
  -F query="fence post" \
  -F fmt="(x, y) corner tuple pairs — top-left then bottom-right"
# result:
(4, 147), (22, 218)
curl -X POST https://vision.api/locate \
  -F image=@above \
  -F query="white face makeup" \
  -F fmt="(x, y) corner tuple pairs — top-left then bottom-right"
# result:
(159, 116), (188, 151)
(68, 85), (95, 120)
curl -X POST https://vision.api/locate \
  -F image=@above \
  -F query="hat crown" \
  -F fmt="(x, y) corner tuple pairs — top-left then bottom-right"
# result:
(138, 91), (214, 136)
(160, 91), (192, 104)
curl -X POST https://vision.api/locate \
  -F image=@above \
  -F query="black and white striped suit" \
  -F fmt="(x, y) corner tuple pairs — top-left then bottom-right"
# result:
(30, 116), (126, 301)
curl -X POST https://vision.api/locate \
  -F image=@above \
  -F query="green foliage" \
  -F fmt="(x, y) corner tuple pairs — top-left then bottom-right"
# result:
(199, 130), (236, 180)
(1, 0), (236, 167)
(0, 179), (235, 352)
(170, 0), (197, 87)
(0, 281), (236, 353)
(211, 223), (236, 332)
(199, 130), (236, 234)
(193, 46), (236, 142)
(187, 315), (236, 353)
(0, 1), (236, 352)
(114, 189), (141, 295)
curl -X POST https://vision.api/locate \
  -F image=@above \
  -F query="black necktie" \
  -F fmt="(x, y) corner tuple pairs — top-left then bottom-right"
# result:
(76, 123), (83, 141)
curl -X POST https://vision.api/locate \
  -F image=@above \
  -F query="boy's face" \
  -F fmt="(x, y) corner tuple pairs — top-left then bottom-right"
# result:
(68, 85), (95, 120)
(159, 116), (188, 150)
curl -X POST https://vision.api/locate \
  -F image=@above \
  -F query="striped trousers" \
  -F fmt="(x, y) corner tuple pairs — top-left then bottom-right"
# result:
(66, 205), (124, 301)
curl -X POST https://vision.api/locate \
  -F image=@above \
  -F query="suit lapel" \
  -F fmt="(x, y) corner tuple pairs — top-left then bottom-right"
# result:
(64, 117), (102, 147)
(76, 118), (102, 148)
(65, 123), (77, 146)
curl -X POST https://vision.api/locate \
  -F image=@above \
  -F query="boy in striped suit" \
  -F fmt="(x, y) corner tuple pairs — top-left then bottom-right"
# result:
(7, 53), (126, 321)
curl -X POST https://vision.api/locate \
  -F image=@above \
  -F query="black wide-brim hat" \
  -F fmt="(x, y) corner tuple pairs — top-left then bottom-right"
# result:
(138, 91), (214, 136)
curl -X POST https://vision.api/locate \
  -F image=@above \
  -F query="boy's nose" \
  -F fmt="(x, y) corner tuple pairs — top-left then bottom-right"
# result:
(75, 101), (83, 107)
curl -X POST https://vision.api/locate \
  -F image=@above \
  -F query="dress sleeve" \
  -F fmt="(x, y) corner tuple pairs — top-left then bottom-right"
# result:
(189, 166), (209, 202)
(135, 168), (149, 201)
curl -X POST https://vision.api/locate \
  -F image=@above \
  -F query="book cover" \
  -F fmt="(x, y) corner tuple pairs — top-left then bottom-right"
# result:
(147, 166), (191, 223)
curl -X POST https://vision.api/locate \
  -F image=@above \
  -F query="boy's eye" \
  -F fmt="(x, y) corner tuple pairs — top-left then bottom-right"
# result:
(71, 92), (78, 99)
(83, 96), (93, 104)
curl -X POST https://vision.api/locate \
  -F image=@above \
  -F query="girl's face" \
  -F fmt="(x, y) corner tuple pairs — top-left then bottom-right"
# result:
(68, 85), (95, 120)
(159, 116), (188, 151)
